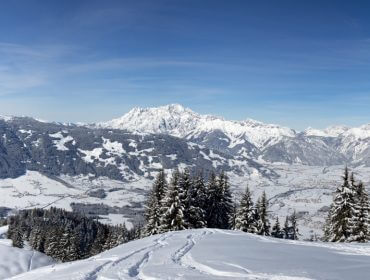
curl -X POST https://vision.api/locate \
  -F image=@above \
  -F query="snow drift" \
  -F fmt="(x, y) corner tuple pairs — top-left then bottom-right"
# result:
(9, 228), (370, 280)
(0, 226), (55, 280)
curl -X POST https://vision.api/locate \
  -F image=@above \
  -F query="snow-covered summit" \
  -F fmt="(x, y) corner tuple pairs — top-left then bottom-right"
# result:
(304, 125), (350, 137)
(342, 124), (370, 140)
(304, 124), (370, 140)
(97, 104), (296, 149)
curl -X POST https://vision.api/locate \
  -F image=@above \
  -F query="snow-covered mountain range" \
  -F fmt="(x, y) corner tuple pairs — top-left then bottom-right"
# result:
(97, 104), (370, 166)
(97, 104), (296, 150)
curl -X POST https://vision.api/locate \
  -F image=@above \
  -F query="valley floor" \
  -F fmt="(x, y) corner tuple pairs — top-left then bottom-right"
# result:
(1, 164), (370, 240)
(9, 228), (370, 280)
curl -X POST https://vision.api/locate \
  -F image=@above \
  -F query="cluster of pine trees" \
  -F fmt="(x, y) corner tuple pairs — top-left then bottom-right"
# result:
(323, 167), (370, 242)
(235, 187), (299, 239)
(144, 169), (232, 234)
(7, 207), (140, 262)
(143, 169), (299, 240)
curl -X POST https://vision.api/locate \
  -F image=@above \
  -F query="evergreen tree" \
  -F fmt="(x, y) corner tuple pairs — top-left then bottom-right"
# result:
(186, 172), (207, 228)
(290, 211), (299, 240)
(178, 169), (192, 226)
(229, 200), (238, 230)
(57, 226), (80, 262)
(256, 191), (270, 236)
(154, 169), (168, 202)
(143, 195), (162, 236)
(271, 217), (282, 238)
(193, 171), (209, 213)
(235, 187), (257, 233)
(207, 172), (233, 229)
(326, 167), (357, 242)
(352, 182), (369, 242)
(115, 224), (129, 246)
(323, 205), (333, 242)
(143, 170), (168, 236)
(205, 172), (218, 227)
(44, 226), (62, 257)
(160, 171), (187, 231)
(11, 225), (24, 248)
(29, 224), (45, 252)
(283, 216), (290, 239)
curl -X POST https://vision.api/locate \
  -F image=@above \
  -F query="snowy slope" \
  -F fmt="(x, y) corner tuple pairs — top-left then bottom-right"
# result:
(10, 228), (370, 280)
(0, 226), (55, 280)
(97, 104), (296, 150)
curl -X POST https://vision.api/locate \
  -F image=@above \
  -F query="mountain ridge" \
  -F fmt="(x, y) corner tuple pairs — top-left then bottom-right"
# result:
(96, 104), (370, 166)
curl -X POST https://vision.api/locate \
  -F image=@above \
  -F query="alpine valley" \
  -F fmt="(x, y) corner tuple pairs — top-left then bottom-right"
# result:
(1, 104), (370, 238)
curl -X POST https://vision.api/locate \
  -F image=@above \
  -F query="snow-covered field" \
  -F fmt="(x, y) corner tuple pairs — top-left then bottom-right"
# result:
(9, 228), (370, 280)
(0, 226), (55, 280)
(1, 165), (370, 239)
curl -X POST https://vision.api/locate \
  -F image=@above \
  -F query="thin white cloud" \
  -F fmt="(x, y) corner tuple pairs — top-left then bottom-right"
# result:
(65, 58), (215, 73)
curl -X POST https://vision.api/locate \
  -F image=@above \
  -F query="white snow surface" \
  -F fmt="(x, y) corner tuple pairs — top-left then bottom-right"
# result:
(49, 131), (75, 151)
(9, 228), (370, 280)
(97, 104), (296, 149)
(0, 226), (55, 280)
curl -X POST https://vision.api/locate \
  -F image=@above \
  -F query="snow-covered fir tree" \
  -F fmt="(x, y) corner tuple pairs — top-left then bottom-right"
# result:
(325, 167), (358, 242)
(186, 172), (207, 228)
(57, 226), (80, 262)
(255, 191), (270, 236)
(271, 217), (283, 238)
(160, 170), (187, 231)
(290, 211), (299, 240)
(235, 187), (257, 233)
(143, 170), (168, 236)
(178, 169), (192, 225)
(29, 224), (45, 251)
(206, 172), (233, 229)
(229, 200), (238, 230)
(323, 205), (333, 242)
(352, 181), (370, 242)
(44, 227), (62, 257)
(283, 216), (290, 239)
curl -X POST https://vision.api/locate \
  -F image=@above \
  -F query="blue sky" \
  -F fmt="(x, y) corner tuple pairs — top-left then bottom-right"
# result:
(1, 0), (370, 129)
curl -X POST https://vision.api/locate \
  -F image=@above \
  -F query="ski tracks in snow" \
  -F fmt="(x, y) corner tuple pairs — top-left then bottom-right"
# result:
(171, 229), (257, 278)
(84, 232), (173, 280)
(27, 250), (35, 271)
(126, 233), (172, 279)
(175, 229), (312, 280)
(83, 229), (309, 280)
(171, 230), (210, 266)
